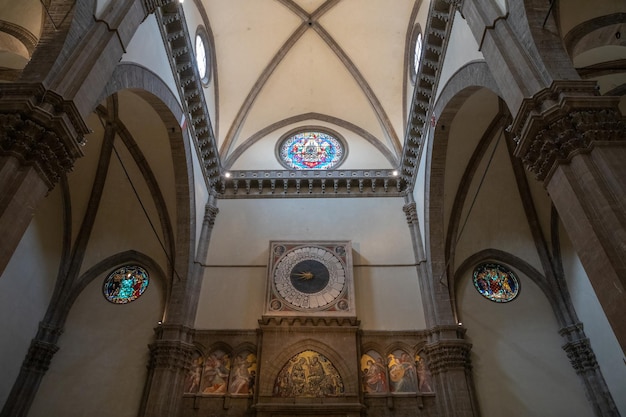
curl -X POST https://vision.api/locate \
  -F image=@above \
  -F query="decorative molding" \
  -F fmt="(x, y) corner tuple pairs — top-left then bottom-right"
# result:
(0, 83), (88, 188)
(156, 4), (221, 187)
(148, 340), (196, 371)
(218, 169), (404, 198)
(403, 201), (419, 226)
(204, 203), (218, 227)
(0, 19), (38, 55)
(400, 0), (459, 189)
(423, 340), (472, 375)
(23, 340), (59, 373)
(142, 0), (173, 15)
(259, 316), (360, 328)
(512, 82), (625, 182)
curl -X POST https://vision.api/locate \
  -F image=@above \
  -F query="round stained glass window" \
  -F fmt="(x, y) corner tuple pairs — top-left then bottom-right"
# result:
(472, 263), (519, 303)
(278, 130), (346, 170)
(103, 265), (149, 304)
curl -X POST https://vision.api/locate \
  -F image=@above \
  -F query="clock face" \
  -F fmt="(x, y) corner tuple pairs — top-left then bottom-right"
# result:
(273, 246), (346, 310)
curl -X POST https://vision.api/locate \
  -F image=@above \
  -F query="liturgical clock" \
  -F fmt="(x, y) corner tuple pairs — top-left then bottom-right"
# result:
(266, 241), (354, 316)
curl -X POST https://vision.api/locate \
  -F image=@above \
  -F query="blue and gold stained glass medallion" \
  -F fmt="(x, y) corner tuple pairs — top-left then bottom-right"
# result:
(472, 263), (519, 303)
(278, 131), (344, 170)
(103, 265), (149, 304)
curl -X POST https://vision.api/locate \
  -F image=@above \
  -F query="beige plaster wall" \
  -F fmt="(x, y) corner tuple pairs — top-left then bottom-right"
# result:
(0, 188), (64, 407)
(457, 269), (594, 417)
(196, 197), (425, 330)
(122, 15), (181, 107)
(29, 268), (165, 417)
(436, 12), (485, 102)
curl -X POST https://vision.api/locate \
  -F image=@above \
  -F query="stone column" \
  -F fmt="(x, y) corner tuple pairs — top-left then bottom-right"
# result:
(512, 82), (626, 353)
(0, 85), (88, 276)
(424, 327), (477, 417)
(560, 323), (619, 417)
(404, 197), (478, 416)
(0, 322), (63, 417)
(140, 198), (219, 417)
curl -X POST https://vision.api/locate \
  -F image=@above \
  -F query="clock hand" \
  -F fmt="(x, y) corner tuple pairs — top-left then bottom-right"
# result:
(292, 271), (314, 280)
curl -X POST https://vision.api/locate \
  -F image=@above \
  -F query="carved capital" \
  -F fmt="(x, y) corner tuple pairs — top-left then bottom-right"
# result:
(423, 339), (472, 375)
(0, 84), (88, 188)
(562, 338), (598, 374)
(403, 202), (418, 225)
(148, 340), (195, 371)
(23, 340), (59, 373)
(511, 81), (625, 182)
(204, 204), (219, 227)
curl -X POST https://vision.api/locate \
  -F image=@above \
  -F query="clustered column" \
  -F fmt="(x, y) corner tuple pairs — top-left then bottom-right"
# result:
(512, 82), (626, 353)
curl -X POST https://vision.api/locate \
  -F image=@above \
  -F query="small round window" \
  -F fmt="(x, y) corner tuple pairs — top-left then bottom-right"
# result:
(277, 129), (346, 170)
(473, 263), (519, 303)
(411, 27), (423, 83)
(195, 27), (210, 85)
(103, 265), (149, 304)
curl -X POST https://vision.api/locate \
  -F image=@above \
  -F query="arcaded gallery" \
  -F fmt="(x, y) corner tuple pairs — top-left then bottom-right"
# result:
(0, 1), (625, 416)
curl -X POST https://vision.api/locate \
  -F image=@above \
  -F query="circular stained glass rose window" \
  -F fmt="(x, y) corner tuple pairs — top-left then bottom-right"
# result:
(472, 263), (519, 303)
(278, 130), (346, 170)
(103, 265), (149, 304)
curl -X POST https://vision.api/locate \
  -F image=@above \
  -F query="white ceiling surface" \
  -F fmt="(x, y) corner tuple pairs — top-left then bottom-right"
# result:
(198, 0), (420, 166)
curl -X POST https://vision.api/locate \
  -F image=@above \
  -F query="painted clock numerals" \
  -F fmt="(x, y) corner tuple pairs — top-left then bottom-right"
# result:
(273, 245), (347, 311)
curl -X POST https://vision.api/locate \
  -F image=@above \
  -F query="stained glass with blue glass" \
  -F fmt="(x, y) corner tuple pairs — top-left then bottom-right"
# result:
(103, 265), (149, 304)
(472, 263), (519, 303)
(279, 131), (344, 169)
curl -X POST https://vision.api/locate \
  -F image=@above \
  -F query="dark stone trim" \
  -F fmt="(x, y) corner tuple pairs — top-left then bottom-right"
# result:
(563, 13), (626, 58)
(0, 19), (38, 55)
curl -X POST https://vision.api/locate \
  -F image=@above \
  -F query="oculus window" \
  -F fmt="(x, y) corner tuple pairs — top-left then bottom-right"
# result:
(277, 129), (346, 170)
(472, 263), (519, 303)
(103, 265), (149, 304)
(411, 26), (423, 83)
(195, 27), (211, 85)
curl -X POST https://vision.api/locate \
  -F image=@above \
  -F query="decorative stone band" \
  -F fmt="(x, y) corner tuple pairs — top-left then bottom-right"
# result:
(519, 108), (624, 181)
(423, 340), (472, 375)
(142, 0), (174, 15)
(0, 84), (88, 189)
(0, 113), (73, 188)
(562, 338), (599, 374)
(511, 81), (625, 182)
(403, 201), (419, 225)
(148, 340), (196, 371)
(23, 340), (60, 373)
(204, 204), (219, 227)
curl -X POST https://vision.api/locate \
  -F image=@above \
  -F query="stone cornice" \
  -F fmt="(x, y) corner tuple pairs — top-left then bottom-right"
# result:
(512, 81), (626, 182)
(218, 169), (404, 198)
(0, 83), (88, 188)
(400, 0), (460, 189)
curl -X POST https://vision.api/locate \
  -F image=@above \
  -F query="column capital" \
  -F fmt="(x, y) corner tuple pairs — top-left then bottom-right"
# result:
(403, 201), (418, 225)
(148, 339), (195, 371)
(0, 83), (89, 188)
(423, 339), (472, 375)
(511, 81), (625, 182)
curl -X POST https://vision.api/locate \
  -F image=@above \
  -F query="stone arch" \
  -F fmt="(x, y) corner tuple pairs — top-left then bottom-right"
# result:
(425, 61), (504, 326)
(515, 0), (579, 83)
(453, 248), (569, 327)
(100, 62), (198, 325)
(268, 338), (356, 394)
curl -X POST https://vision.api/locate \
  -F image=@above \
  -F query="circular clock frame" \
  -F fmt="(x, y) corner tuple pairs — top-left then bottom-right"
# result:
(272, 245), (347, 311)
